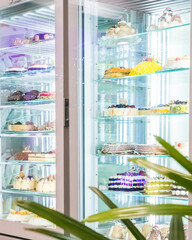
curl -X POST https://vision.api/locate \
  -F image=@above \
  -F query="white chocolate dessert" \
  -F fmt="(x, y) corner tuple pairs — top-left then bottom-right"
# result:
(6, 209), (31, 222)
(36, 175), (56, 193)
(13, 172), (37, 191)
(163, 55), (190, 69)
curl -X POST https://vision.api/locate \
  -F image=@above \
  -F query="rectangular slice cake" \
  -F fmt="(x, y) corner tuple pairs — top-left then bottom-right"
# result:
(28, 152), (56, 162)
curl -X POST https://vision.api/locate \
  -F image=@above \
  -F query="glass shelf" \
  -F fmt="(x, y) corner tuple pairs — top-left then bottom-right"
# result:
(96, 154), (170, 158)
(0, 131), (55, 137)
(102, 190), (188, 202)
(98, 23), (190, 46)
(1, 189), (56, 197)
(0, 99), (55, 108)
(0, 160), (56, 165)
(94, 113), (189, 120)
(95, 68), (190, 83)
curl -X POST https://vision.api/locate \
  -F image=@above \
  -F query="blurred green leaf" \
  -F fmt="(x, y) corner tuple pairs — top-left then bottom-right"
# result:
(155, 136), (192, 174)
(169, 216), (185, 240)
(16, 200), (108, 240)
(89, 187), (145, 240)
(83, 204), (192, 223)
(128, 158), (192, 192)
(26, 228), (75, 240)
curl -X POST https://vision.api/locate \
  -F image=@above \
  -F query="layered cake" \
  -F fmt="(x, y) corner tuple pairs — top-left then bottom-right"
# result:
(37, 121), (55, 131)
(8, 121), (36, 131)
(13, 172), (37, 191)
(129, 57), (162, 76)
(163, 55), (190, 69)
(14, 146), (32, 161)
(101, 143), (166, 155)
(169, 100), (189, 113)
(150, 104), (170, 115)
(174, 142), (188, 156)
(104, 104), (137, 117)
(102, 19), (138, 40)
(28, 151), (56, 162)
(144, 177), (173, 195)
(28, 64), (53, 71)
(8, 91), (23, 101)
(38, 92), (55, 100)
(104, 67), (131, 79)
(5, 67), (27, 73)
(36, 175), (56, 193)
(33, 33), (55, 42)
(108, 171), (146, 192)
(138, 108), (151, 115)
(6, 209), (31, 222)
(172, 182), (188, 198)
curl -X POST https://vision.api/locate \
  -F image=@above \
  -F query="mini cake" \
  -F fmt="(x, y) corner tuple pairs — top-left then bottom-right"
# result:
(13, 172), (37, 191)
(33, 33), (55, 42)
(144, 177), (173, 195)
(108, 222), (127, 239)
(129, 57), (162, 76)
(159, 8), (184, 29)
(27, 213), (53, 227)
(5, 67), (27, 73)
(36, 175), (56, 193)
(163, 55), (190, 69)
(104, 67), (131, 79)
(138, 108), (151, 115)
(28, 151), (56, 162)
(150, 104), (170, 115)
(13, 37), (32, 46)
(172, 182), (188, 198)
(8, 91), (23, 101)
(8, 121), (36, 131)
(101, 143), (135, 154)
(161, 226), (169, 240)
(37, 121), (55, 131)
(23, 90), (40, 101)
(38, 92), (55, 100)
(146, 226), (161, 239)
(14, 146), (32, 161)
(142, 223), (153, 238)
(6, 209), (31, 222)
(174, 142), (189, 156)
(134, 144), (167, 155)
(169, 100), (189, 113)
(108, 171), (146, 192)
(28, 64), (53, 71)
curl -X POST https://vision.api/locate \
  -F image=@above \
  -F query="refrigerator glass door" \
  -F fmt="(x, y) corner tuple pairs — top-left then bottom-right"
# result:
(79, 0), (190, 238)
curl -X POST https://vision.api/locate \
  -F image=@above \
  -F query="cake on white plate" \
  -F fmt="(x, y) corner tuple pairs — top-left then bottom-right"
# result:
(6, 209), (31, 222)
(163, 55), (190, 69)
(36, 175), (56, 193)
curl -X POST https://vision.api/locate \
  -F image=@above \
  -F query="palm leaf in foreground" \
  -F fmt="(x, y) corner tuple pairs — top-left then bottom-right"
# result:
(128, 158), (192, 193)
(82, 204), (192, 223)
(26, 228), (76, 240)
(89, 187), (145, 240)
(155, 136), (192, 174)
(16, 200), (108, 240)
(169, 216), (185, 240)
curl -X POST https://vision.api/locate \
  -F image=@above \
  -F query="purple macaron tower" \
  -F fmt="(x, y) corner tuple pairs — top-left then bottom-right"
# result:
(33, 33), (55, 42)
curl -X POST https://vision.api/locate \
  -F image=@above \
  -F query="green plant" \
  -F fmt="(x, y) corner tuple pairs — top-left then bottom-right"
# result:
(16, 136), (190, 239)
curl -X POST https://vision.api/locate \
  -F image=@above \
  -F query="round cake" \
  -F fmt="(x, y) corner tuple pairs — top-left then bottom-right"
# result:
(6, 209), (31, 222)
(163, 55), (190, 69)
(104, 67), (131, 79)
(8, 122), (36, 131)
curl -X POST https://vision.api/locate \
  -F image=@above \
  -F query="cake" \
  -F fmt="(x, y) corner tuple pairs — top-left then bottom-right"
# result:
(6, 209), (31, 222)
(159, 8), (184, 29)
(103, 19), (138, 40)
(150, 104), (170, 115)
(28, 64), (53, 71)
(142, 223), (153, 238)
(101, 143), (135, 154)
(27, 213), (53, 227)
(169, 100), (189, 113)
(5, 67), (27, 73)
(23, 90), (40, 101)
(8, 91), (23, 101)
(36, 175), (56, 193)
(146, 226), (161, 240)
(108, 222), (127, 239)
(161, 226), (169, 240)
(13, 37), (31, 46)
(104, 67), (131, 79)
(134, 144), (167, 155)
(144, 177), (173, 195)
(14, 146), (32, 161)
(38, 92), (55, 100)
(129, 58), (162, 76)
(172, 182), (188, 198)
(33, 33), (55, 42)
(13, 172), (37, 191)
(28, 151), (56, 162)
(138, 108), (151, 115)
(108, 171), (146, 192)
(37, 121), (55, 131)
(8, 121), (36, 131)
(174, 142), (189, 156)
(163, 55), (190, 69)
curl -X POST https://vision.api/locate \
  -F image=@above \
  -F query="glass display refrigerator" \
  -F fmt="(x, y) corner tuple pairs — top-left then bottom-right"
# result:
(0, 0), (68, 239)
(75, 0), (192, 239)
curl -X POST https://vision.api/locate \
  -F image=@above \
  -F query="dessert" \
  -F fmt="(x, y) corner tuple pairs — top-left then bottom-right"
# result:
(23, 90), (40, 101)
(13, 172), (37, 191)
(108, 222), (127, 239)
(38, 92), (55, 100)
(33, 33), (55, 42)
(129, 57), (162, 76)
(28, 150), (56, 162)
(14, 146), (32, 161)
(138, 108), (151, 115)
(101, 143), (166, 155)
(104, 67), (131, 79)
(150, 104), (170, 115)
(36, 175), (56, 193)
(27, 213), (53, 227)
(103, 19), (138, 40)
(13, 37), (32, 46)
(169, 100), (189, 113)
(108, 171), (146, 192)
(37, 121), (55, 131)
(28, 64), (53, 71)
(8, 121), (36, 131)
(174, 142), (189, 156)
(5, 67), (27, 73)
(161, 226), (169, 240)
(144, 177), (173, 195)
(146, 226), (161, 239)
(142, 223), (153, 238)
(6, 209), (31, 222)
(163, 55), (190, 69)
(159, 8), (184, 29)
(172, 182), (188, 198)
(8, 91), (23, 101)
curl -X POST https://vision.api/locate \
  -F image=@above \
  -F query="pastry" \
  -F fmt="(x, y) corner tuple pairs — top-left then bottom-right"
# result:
(169, 100), (189, 113)
(36, 175), (56, 193)
(146, 226), (161, 239)
(101, 143), (135, 154)
(163, 55), (190, 69)
(159, 8), (184, 29)
(142, 223), (153, 238)
(27, 213), (53, 226)
(33, 33), (55, 42)
(8, 91), (23, 101)
(37, 121), (55, 131)
(129, 57), (162, 76)
(38, 92), (55, 100)
(134, 144), (167, 155)
(5, 67), (27, 73)
(8, 121), (36, 131)
(28, 151), (56, 162)
(13, 172), (37, 191)
(28, 64), (53, 71)
(144, 177), (173, 195)
(23, 90), (39, 101)
(6, 209), (31, 222)
(13, 37), (32, 46)
(172, 181), (188, 198)
(108, 222), (127, 239)
(174, 142), (189, 156)
(161, 226), (169, 240)
(138, 108), (152, 115)
(14, 146), (32, 161)
(104, 67), (131, 79)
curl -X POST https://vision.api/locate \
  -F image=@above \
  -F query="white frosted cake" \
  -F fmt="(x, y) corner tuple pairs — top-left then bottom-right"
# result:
(164, 55), (190, 69)
(36, 175), (56, 193)
(174, 142), (189, 156)
(28, 214), (53, 227)
(101, 143), (135, 154)
(6, 209), (31, 222)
